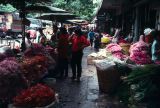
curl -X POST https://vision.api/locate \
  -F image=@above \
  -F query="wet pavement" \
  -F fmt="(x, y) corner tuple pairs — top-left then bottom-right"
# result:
(52, 47), (126, 108)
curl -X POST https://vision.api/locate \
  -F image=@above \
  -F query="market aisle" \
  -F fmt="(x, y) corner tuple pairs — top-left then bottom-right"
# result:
(53, 47), (126, 108)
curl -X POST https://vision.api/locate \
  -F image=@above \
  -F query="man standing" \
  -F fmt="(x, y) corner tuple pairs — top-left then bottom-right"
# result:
(88, 29), (95, 47)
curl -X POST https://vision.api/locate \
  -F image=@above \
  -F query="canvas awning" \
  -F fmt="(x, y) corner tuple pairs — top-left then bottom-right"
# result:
(25, 5), (68, 13)
(36, 13), (76, 22)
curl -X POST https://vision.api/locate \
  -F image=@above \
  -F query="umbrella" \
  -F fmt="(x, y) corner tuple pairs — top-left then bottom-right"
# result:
(66, 19), (88, 25)
(0, 11), (11, 15)
(36, 13), (76, 22)
(25, 5), (68, 13)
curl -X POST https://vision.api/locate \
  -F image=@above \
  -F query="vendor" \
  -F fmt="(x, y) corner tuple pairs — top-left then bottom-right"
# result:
(25, 32), (32, 49)
(36, 28), (46, 45)
(151, 30), (160, 62)
(144, 28), (154, 45)
(144, 28), (156, 56)
(112, 28), (122, 43)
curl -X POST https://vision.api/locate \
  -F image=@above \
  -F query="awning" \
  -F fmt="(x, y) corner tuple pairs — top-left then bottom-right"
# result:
(25, 5), (68, 13)
(36, 13), (76, 22)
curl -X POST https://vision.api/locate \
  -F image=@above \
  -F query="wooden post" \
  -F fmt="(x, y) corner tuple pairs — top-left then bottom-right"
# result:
(133, 7), (139, 42)
(20, 1), (26, 52)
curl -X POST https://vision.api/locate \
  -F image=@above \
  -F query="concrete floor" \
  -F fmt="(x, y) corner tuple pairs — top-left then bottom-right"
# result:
(51, 47), (126, 108)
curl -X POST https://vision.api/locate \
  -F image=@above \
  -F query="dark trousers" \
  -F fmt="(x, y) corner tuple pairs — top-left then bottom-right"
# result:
(58, 58), (68, 77)
(90, 39), (93, 47)
(71, 51), (83, 78)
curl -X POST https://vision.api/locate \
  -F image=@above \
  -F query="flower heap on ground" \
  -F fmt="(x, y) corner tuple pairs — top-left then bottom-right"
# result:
(13, 83), (56, 107)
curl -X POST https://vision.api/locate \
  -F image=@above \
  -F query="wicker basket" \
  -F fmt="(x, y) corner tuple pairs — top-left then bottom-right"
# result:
(119, 43), (131, 55)
(8, 101), (55, 108)
(8, 94), (59, 108)
(95, 60), (120, 93)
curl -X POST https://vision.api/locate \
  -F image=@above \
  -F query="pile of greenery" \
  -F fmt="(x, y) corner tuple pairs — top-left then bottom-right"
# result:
(116, 64), (160, 108)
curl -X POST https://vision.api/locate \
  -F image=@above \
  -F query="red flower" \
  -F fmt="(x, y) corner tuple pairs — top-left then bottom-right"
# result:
(13, 84), (55, 107)
(20, 56), (48, 85)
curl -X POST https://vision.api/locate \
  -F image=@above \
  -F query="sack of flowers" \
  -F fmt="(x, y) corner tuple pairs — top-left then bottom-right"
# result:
(0, 59), (27, 102)
(12, 84), (56, 108)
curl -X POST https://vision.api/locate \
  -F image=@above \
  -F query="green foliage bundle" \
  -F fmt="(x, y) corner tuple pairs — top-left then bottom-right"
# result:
(116, 64), (160, 108)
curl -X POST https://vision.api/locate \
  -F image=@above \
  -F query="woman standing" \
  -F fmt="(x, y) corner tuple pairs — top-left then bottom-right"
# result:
(57, 27), (69, 78)
(70, 27), (90, 82)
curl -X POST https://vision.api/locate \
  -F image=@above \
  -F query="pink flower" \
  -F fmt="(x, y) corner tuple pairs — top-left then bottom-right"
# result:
(0, 59), (27, 102)
(129, 41), (151, 65)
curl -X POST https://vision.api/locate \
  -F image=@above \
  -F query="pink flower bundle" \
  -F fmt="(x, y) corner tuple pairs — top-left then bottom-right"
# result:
(155, 61), (160, 64)
(129, 41), (152, 64)
(106, 43), (122, 53)
(0, 59), (27, 102)
(106, 43), (127, 60)
(112, 52), (128, 60)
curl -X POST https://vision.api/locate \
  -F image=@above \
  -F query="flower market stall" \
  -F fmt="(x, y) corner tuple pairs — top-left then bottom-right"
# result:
(87, 35), (160, 107)
(0, 43), (58, 107)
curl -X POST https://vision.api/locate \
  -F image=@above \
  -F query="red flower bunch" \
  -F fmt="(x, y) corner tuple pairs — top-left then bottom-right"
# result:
(24, 43), (47, 57)
(13, 84), (55, 107)
(20, 55), (48, 85)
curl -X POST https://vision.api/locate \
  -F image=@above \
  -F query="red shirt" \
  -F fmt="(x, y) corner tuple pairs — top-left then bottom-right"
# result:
(71, 35), (90, 52)
(58, 34), (69, 58)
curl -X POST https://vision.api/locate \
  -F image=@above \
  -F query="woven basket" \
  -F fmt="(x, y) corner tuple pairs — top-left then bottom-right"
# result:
(95, 61), (120, 94)
(119, 43), (131, 55)
(8, 93), (59, 108)
(8, 101), (55, 108)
